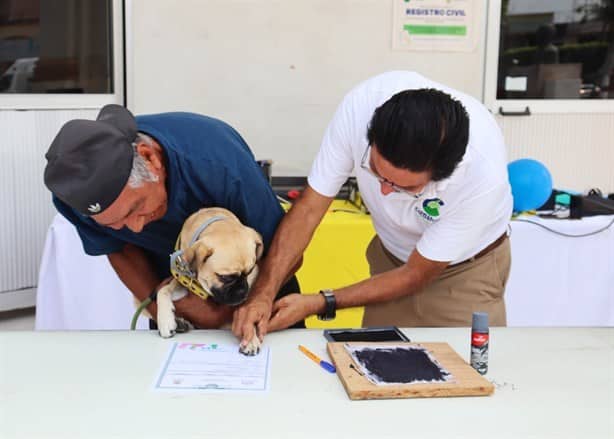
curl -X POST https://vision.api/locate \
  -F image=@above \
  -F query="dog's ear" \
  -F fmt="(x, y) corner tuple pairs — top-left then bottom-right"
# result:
(183, 242), (214, 272)
(255, 238), (263, 260)
(248, 228), (264, 260)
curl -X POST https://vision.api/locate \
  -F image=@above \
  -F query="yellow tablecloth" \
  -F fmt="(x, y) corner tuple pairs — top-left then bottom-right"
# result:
(286, 200), (375, 328)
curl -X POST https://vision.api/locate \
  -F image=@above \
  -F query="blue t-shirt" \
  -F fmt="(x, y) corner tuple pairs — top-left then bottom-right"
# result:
(54, 112), (284, 279)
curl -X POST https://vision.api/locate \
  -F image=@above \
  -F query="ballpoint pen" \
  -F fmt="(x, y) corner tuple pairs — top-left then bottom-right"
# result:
(298, 345), (336, 373)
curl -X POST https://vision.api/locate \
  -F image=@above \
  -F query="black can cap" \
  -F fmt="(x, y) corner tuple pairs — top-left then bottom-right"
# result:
(44, 105), (137, 216)
(472, 312), (489, 332)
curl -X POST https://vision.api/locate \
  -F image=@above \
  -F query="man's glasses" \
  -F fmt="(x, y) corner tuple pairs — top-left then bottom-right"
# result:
(359, 145), (425, 198)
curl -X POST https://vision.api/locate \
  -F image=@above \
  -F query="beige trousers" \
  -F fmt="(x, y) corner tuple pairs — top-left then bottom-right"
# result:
(362, 235), (510, 327)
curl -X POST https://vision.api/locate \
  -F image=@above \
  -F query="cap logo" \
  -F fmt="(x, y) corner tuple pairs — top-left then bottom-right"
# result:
(88, 203), (101, 213)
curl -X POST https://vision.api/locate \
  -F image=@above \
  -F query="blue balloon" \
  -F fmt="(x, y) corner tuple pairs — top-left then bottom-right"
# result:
(507, 159), (553, 212)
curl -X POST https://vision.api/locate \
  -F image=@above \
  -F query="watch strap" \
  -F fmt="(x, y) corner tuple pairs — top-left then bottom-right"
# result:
(318, 289), (336, 321)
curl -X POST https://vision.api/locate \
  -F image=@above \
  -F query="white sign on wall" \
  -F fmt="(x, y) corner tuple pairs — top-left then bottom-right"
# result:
(392, 0), (477, 52)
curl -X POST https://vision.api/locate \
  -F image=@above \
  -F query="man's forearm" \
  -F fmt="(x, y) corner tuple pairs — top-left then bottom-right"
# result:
(108, 244), (161, 315)
(311, 250), (449, 314)
(173, 294), (234, 328)
(253, 187), (333, 301)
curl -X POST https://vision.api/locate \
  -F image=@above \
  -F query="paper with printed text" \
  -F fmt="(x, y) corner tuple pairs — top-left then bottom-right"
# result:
(154, 342), (270, 392)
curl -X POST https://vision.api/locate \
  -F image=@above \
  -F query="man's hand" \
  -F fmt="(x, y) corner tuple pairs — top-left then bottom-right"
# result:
(232, 296), (274, 349)
(268, 293), (324, 332)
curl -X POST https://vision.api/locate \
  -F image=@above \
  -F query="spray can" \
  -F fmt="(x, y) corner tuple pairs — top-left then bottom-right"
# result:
(470, 312), (489, 375)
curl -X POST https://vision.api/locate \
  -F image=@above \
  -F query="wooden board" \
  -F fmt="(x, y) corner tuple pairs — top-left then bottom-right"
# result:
(327, 342), (494, 400)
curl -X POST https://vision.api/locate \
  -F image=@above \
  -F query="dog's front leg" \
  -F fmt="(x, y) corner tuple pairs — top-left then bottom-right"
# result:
(157, 281), (190, 338)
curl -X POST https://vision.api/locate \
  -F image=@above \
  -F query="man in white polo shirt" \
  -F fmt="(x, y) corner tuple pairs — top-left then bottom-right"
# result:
(233, 71), (513, 346)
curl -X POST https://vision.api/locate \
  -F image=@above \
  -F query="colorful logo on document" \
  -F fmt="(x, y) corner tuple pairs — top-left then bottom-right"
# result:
(415, 198), (444, 222)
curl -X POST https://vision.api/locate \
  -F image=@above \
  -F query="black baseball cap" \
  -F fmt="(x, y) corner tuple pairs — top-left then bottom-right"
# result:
(44, 104), (137, 215)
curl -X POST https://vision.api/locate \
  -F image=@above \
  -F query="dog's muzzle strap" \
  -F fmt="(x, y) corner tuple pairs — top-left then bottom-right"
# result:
(169, 215), (227, 301)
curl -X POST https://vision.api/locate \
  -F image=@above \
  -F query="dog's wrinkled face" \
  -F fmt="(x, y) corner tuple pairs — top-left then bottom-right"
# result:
(183, 225), (263, 306)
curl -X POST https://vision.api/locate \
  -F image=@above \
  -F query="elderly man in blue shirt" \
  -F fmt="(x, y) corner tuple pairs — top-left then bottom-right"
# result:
(44, 105), (301, 330)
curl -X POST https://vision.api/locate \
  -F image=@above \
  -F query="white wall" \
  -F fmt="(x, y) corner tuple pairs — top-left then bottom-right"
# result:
(129, 0), (487, 175)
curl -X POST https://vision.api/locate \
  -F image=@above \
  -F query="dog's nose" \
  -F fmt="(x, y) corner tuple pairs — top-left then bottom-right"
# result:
(228, 277), (249, 301)
(211, 275), (249, 306)
(218, 273), (241, 286)
(226, 276), (249, 305)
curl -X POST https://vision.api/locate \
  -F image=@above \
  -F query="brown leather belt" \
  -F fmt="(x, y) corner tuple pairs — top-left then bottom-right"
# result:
(449, 232), (508, 267)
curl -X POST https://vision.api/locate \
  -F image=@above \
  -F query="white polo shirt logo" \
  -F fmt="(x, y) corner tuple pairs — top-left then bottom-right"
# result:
(415, 198), (444, 223)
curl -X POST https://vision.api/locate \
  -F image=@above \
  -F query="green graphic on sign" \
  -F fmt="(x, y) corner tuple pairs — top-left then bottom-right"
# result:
(403, 25), (467, 36)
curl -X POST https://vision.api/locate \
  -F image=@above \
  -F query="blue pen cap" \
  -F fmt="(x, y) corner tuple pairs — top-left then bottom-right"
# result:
(320, 361), (337, 374)
(472, 312), (489, 332)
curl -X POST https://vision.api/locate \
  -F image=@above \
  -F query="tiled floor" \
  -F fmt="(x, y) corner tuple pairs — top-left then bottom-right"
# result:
(0, 307), (35, 330)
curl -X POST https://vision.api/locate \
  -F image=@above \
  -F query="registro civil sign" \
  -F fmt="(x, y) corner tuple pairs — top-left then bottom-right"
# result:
(392, 0), (478, 52)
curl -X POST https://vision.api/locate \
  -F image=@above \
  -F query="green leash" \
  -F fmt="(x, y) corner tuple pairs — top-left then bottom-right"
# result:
(130, 297), (153, 330)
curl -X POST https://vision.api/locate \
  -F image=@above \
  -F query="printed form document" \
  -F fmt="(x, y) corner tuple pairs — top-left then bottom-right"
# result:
(154, 342), (270, 392)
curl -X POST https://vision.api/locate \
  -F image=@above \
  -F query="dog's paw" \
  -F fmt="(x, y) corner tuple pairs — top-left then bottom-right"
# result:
(158, 312), (178, 338)
(239, 333), (262, 356)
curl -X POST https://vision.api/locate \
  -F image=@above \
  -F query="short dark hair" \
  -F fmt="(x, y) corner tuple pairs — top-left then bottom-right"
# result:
(366, 88), (470, 181)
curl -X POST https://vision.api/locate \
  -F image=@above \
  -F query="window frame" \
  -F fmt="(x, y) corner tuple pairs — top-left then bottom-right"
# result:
(483, 0), (613, 115)
(0, 0), (124, 110)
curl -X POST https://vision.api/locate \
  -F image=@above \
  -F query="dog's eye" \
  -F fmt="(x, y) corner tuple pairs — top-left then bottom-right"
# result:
(217, 273), (239, 283)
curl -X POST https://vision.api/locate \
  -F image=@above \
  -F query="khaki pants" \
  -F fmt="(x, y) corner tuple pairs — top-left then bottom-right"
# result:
(362, 235), (510, 327)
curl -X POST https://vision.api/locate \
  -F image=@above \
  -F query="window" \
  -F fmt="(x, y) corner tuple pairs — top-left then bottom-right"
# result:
(0, 0), (123, 108)
(484, 0), (613, 113)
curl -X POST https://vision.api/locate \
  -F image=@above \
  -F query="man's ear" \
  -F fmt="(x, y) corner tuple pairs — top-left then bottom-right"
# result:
(136, 143), (163, 172)
(183, 242), (214, 272)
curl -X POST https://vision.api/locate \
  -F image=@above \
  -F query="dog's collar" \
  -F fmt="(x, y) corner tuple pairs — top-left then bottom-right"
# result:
(169, 215), (227, 300)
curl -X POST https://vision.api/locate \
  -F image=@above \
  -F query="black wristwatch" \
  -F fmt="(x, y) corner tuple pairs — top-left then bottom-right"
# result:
(317, 289), (336, 321)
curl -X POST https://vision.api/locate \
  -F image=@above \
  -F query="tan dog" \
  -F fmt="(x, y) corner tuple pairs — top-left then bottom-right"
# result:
(146, 207), (263, 355)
